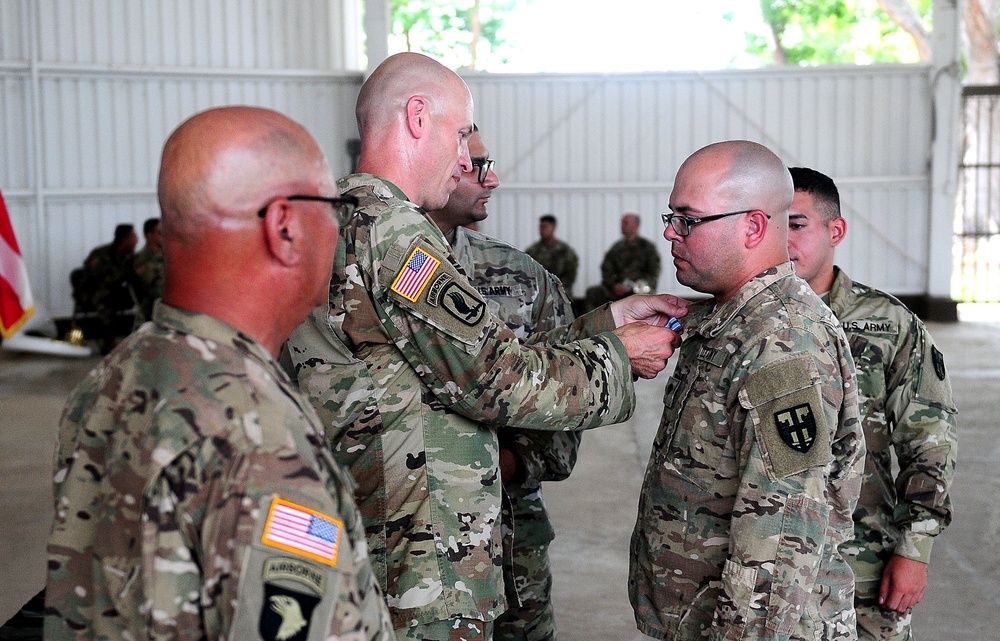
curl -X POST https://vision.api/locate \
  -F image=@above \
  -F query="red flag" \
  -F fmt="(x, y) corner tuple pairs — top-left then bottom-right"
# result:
(0, 187), (35, 338)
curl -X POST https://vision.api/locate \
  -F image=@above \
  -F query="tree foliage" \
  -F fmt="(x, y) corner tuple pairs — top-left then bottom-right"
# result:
(747, 0), (932, 66)
(390, 0), (518, 70)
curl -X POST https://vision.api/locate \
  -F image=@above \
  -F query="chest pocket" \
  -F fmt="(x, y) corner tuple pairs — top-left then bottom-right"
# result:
(657, 344), (736, 492)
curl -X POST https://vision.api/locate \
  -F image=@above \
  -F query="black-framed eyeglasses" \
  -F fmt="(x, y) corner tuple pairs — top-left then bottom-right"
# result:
(257, 194), (359, 226)
(470, 158), (495, 185)
(661, 209), (766, 237)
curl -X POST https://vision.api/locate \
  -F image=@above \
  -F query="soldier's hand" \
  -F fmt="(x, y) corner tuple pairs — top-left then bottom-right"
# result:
(610, 293), (690, 328)
(499, 447), (522, 486)
(613, 322), (681, 379)
(879, 555), (928, 613)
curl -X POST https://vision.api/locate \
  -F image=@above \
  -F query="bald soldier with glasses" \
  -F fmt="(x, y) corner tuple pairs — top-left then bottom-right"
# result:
(629, 140), (865, 641)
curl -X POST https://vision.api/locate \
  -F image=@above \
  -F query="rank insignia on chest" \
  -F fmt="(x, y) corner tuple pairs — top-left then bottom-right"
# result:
(774, 403), (817, 453)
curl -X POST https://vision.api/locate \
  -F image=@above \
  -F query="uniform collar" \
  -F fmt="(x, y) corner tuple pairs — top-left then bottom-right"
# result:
(692, 261), (796, 338)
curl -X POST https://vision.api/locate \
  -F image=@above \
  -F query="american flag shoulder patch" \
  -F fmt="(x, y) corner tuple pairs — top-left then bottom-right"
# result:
(391, 246), (441, 302)
(261, 497), (343, 566)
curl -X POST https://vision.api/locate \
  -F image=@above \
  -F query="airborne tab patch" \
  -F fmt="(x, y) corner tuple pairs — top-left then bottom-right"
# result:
(261, 498), (342, 566)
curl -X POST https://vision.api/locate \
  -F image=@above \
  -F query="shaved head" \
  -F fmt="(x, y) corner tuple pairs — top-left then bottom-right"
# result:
(354, 53), (475, 209)
(681, 140), (794, 220)
(158, 106), (332, 242)
(356, 52), (470, 136)
(156, 106), (338, 353)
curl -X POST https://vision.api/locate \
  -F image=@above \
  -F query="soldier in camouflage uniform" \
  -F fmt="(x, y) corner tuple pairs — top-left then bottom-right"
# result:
(629, 141), (866, 641)
(284, 52), (686, 641)
(132, 217), (165, 323)
(525, 215), (579, 296)
(75, 223), (138, 351)
(788, 167), (957, 641)
(583, 213), (662, 312)
(45, 106), (394, 641)
(427, 127), (580, 641)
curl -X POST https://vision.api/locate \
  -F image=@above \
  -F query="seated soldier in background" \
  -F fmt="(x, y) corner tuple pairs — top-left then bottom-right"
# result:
(72, 223), (138, 351)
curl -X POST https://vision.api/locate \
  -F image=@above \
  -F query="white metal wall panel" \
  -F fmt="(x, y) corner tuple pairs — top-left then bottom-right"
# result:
(466, 66), (933, 299)
(3, 0), (361, 320)
(34, 0), (345, 69)
(2, 0), (941, 320)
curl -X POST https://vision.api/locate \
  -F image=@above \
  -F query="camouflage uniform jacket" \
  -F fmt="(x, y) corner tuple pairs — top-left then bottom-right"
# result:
(524, 238), (579, 295)
(825, 267), (957, 581)
(451, 225), (581, 547)
(629, 262), (865, 641)
(132, 245), (165, 321)
(46, 301), (394, 641)
(600, 235), (662, 291)
(285, 173), (635, 628)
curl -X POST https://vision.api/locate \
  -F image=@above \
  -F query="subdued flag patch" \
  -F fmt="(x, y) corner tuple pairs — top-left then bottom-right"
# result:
(262, 498), (342, 566)
(391, 246), (440, 302)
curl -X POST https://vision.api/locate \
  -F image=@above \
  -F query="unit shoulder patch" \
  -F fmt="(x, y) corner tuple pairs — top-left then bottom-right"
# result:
(743, 357), (833, 480)
(382, 239), (490, 345)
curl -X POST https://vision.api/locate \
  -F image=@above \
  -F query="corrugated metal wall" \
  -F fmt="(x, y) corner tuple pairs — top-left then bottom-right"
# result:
(465, 67), (933, 299)
(0, 0), (360, 320)
(1, 0), (938, 318)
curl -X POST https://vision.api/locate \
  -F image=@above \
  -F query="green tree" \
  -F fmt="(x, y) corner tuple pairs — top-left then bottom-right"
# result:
(746, 0), (932, 65)
(391, 0), (518, 70)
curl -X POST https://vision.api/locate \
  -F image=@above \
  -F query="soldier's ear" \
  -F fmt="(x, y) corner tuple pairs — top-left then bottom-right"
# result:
(261, 201), (304, 266)
(405, 96), (429, 139)
(743, 209), (769, 249)
(829, 217), (847, 248)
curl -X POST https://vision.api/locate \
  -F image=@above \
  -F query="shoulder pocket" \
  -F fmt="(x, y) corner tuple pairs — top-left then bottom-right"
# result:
(741, 356), (833, 480)
(379, 238), (490, 347)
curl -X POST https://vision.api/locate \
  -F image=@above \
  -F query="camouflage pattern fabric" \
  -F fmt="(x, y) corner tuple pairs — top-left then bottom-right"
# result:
(825, 267), (957, 641)
(131, 245), (164, 322)
(285, 173), (637, 630)
(45, 301), (394, 641)
(76, 242), (136, 330)
(524, 238), (579, 295)
(854, 583), (912, 641)
(629, 262), (865, 641)
(450, 225), (579, 640)
(584, 236), (661, 310)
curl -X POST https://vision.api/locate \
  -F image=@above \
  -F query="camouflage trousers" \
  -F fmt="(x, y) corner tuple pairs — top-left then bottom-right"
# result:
(397, 618), (492, 641)
(855, 581), (913, 641)
(495, 544), (556, 641)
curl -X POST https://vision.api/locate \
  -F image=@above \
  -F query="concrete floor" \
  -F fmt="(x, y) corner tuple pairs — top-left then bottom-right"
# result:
(2, 317), (999, 638)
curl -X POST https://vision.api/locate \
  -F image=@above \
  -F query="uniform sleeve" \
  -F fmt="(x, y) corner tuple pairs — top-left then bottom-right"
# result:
(715, 331), (864, 641)
(501, 428), (582, 484)
(147, 421), (392, 640)
(353, 221), (634, 432)
(884, 319), (958, 563)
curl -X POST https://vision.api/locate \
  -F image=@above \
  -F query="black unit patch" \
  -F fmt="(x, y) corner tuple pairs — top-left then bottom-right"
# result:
(438, 280), (487, 326)
(259, 584), (320, 641)
(932, 345), (946, 381)
(774, 403), (817, 453)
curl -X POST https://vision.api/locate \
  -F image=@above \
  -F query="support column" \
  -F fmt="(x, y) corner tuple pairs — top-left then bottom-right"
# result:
(927, 0), (962, 320)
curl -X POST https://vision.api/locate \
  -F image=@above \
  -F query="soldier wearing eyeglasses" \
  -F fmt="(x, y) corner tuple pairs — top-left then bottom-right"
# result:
(629, 140), (865, 641)
(45, 106), (394, 641)
(285, 52), (688, 641)
(426, 125), (580, 641)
